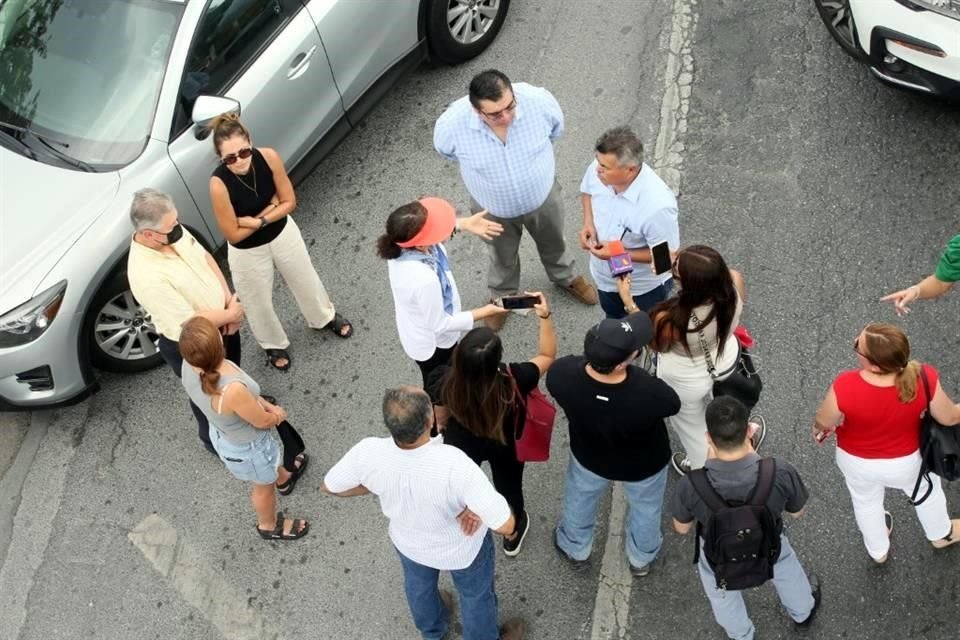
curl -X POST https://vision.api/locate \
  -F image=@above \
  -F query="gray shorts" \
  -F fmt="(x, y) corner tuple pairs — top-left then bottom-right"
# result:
(210, 426), (279, 484)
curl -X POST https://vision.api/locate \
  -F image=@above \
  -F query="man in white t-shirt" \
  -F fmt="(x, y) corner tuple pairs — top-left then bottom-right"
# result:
(323, 386), (525, 640)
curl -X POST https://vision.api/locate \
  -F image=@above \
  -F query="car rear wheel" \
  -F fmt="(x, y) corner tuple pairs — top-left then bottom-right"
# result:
(85, 272), (163, 373)
(814, 0), (868, 62)
(426, 0), (511, 65)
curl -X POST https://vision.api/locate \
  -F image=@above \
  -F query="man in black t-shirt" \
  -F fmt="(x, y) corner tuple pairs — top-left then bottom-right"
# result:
(546, 313), (680, 576)
(671, 397), (821, 639)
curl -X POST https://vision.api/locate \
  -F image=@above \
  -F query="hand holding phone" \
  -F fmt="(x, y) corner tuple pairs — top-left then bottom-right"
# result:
(651, 241), (672, 275)
(500, 294), (541, 310)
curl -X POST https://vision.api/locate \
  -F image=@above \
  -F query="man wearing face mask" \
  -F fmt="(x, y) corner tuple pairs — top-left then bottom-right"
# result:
(127, 188), (244, 454)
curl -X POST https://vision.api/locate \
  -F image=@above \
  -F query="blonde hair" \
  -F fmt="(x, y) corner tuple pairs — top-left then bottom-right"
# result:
(861, 322), (921, 403)
(178, 317), (225, 397)
(209, 113), (251, 155)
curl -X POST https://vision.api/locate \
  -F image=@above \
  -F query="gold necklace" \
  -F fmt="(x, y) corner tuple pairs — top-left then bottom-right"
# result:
(233, 165), (258, 197)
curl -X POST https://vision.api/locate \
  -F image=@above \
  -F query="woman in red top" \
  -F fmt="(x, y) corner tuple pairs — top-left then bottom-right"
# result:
(813, 323), (960, 563)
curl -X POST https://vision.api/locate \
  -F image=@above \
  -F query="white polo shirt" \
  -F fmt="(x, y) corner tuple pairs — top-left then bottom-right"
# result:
(324, 436), (511, 570)
(387, 244), (474, 361)
(581, 160), (680, 295)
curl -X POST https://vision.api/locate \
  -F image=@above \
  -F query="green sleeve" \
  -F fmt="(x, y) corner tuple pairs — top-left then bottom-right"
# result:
(934, 234), (960, 283)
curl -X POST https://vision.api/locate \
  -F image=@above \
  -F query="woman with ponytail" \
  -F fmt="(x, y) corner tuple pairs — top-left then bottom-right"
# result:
(179, 316), (310, 541)
(376, 197), (508, 384)
(208, 114), (352, 372)
(813, 322), (960, 563)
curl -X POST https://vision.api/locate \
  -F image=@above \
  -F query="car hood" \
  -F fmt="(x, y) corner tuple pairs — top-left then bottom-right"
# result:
(0, 150), (121, 310)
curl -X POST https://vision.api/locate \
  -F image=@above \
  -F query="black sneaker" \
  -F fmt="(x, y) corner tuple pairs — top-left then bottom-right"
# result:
(748, 414), (767, 452)
(553, 528), (589, 571)
(629, 562), (651, 578)
(503, 510), (530, 557)
(795, 574), (821, 628)
(671, 452), (691, 476)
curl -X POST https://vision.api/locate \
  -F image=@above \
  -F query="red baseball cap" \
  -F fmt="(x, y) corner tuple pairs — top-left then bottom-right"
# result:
(396, 197), (457, 248)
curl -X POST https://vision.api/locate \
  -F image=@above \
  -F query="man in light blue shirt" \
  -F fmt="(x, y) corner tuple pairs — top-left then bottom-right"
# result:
(580, 126), (679, 318)
(435, 70), (598, 330)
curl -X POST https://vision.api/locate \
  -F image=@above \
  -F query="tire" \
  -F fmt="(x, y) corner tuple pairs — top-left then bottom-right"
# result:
(426, 0), (511, 65)
(84, 270), (163, 373)
(813, 0), (868, 62)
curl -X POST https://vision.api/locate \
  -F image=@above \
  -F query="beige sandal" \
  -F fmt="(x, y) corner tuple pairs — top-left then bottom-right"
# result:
(931, 518), (960, 550)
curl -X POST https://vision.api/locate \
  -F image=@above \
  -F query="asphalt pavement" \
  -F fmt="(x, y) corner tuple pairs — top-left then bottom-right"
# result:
(1, 0), (959, 639)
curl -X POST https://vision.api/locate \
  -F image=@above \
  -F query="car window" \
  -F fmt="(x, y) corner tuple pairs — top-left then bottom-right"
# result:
(174, 0), (294, 136)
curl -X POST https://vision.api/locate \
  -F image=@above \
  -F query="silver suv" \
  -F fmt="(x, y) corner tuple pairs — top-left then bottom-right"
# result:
(0, 0), (509, 409)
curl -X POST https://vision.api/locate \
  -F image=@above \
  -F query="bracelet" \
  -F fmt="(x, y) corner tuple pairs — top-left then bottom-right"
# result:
(537, 311), (551, 319)
(624, 303), (639, 313)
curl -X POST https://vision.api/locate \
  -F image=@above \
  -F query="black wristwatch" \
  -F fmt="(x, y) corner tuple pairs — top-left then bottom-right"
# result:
(259, 217), (269, 229)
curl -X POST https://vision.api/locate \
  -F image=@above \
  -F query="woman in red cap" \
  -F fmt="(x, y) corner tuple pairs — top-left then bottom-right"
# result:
(377, 198), (508, 384)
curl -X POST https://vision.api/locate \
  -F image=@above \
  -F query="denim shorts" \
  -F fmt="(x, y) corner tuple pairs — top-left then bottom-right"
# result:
(210, 426), (279, 484)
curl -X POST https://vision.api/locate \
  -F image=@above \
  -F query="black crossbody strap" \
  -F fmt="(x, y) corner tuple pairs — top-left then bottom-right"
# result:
(746, 458), (776, 506)
(910, 366), (935, 506)
(689, 469), (728, 513)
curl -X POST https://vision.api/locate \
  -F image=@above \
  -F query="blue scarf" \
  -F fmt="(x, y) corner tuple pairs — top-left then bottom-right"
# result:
(397, 246), (455, 315)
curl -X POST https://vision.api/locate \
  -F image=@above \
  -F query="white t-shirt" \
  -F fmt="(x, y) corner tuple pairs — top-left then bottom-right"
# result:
(387, 244), (474, 361)
(324, 436), (511, 570)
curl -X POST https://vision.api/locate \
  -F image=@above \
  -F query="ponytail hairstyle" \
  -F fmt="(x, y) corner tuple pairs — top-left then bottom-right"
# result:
(178, 317), (226, 397)
(209, 113), (251, 155)
(375, 201), (427, 260)
(860, 322), (921, 403)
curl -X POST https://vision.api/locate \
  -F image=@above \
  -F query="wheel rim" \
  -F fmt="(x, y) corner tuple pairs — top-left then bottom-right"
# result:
(446, 0), (501, 45)
(819, 0), (857, 50)
(94, 290), (160, 362)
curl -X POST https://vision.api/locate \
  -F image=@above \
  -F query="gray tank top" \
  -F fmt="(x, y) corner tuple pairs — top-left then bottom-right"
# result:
(181, 360), (263, 444)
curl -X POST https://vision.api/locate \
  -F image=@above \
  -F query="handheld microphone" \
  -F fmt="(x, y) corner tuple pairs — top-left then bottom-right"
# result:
(606, 228), (633, 278)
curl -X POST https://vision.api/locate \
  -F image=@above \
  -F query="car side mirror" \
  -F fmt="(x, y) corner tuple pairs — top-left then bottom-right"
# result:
(191, 96), (241, 141)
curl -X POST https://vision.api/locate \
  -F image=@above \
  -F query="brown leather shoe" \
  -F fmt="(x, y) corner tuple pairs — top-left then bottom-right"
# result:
(499, 618), (526, 640)
(564, 275), (599, 305)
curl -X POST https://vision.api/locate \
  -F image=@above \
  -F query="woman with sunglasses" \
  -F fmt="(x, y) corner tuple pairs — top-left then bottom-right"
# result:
(376, 197), (508, 384)
(208, 114), (352, 372)
(649, 245), (761, 475)
(813, 322), (960, 563)
(179, 316), (310, 541)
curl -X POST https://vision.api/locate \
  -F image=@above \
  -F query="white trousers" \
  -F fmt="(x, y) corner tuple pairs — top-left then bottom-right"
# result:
(227, 217), (335, 351)
(835, 447), (951, 560)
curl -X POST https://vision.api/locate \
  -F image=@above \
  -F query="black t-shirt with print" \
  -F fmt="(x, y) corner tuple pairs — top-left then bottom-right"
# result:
(545, 355), (681, 481)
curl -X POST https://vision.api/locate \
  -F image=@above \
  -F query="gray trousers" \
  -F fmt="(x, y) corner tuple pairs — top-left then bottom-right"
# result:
(472, 182), (575, 298)
(697, 534), (814, 640)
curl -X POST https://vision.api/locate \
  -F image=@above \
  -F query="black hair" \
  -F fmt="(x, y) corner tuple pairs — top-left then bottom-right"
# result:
(705, 396), (750, 451)
(376, 202), (427, 259)
(382, 387), (432, 445)
(468, 69), (512, 109)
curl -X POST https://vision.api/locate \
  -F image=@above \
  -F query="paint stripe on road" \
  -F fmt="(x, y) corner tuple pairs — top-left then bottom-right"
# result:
(129, 513), (289, 640)
(588, 1), (697, 638)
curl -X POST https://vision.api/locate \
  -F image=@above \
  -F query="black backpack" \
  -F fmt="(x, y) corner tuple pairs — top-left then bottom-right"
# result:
(690, 458), (782, 591)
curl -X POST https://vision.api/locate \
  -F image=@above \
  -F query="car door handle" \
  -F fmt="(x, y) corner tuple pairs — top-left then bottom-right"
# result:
(288, 45), (317, 80)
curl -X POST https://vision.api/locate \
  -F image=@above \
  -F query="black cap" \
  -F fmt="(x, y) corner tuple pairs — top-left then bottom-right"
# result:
(583, 313), (653, 369)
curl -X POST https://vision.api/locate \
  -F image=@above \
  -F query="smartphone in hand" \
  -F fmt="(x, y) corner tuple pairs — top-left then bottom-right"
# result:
(500, 294), (540, 310)
(651, 241), (672, 275)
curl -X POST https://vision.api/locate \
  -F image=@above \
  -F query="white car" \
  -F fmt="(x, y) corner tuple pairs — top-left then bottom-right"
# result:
(815, 0), (960, 98)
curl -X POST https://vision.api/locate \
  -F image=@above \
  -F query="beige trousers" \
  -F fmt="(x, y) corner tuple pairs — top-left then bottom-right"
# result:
(227, 217), (335, 350)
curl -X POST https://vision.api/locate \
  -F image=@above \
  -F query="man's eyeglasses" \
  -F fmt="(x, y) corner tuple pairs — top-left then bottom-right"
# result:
(221, 147), (253, 165)
(480, 99), (517, 121)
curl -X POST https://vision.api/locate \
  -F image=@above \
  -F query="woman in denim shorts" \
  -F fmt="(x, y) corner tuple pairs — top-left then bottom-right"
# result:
(179, 317), (310, 540)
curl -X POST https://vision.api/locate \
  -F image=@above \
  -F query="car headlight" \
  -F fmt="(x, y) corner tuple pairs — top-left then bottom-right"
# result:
(0, 280), (68, 348)
(897, 0), (960, 21)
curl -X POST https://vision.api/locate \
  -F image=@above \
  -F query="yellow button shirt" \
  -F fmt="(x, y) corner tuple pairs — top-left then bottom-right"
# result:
(127, 229), (225, 341)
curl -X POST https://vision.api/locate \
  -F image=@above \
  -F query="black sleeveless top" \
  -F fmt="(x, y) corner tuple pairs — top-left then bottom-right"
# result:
(212, 147), (286, 249)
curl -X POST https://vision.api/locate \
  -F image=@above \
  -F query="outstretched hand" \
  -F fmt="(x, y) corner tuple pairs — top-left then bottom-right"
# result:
(459, 210), (503, 241)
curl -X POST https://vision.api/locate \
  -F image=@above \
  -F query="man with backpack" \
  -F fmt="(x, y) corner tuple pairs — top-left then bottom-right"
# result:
(671, 396), (820, 639)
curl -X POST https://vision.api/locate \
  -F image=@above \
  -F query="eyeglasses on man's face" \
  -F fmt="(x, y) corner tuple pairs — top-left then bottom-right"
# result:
(480, 98), (517, 121)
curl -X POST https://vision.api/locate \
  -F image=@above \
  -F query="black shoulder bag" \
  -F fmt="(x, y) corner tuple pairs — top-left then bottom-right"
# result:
(909, 367), (960, 505)
(690, 311), (763, 413)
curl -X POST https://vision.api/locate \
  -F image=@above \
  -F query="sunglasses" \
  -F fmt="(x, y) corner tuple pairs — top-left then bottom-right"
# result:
(221, 147), (253, 165)
(480, 99), (517, 121)
(853, 337), (874, 363)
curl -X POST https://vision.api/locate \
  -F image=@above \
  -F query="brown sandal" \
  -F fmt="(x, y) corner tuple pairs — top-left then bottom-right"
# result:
(932, 519), (960, 549)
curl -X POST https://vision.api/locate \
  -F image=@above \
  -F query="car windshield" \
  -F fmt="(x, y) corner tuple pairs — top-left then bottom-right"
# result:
(0, 0), (182, 170)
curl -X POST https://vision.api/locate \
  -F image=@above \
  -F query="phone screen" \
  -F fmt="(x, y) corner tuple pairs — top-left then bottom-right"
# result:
(651, 241), (672, 275)
(500, 295), (540, 310)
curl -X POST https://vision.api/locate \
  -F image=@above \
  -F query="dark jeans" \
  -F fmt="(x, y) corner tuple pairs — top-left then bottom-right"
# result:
(396, 532), (499, 640)
(445, 424), (525, 517)
(415, 344), (456, 387)
(598, 280), (673, 319)
(158, 332), (242, 452)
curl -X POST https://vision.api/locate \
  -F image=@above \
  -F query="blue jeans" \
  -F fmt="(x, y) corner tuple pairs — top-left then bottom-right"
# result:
(396, 533), (499, 640)
(556, 453), (668, 568)
(697, 534), (814, 640)
(598, 280), (673, 319)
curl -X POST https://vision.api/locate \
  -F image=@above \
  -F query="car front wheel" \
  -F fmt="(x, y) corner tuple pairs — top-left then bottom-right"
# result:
(427, 0), (511, 65)
(84, 272), (163, 373)
(814, 0), (868, 62)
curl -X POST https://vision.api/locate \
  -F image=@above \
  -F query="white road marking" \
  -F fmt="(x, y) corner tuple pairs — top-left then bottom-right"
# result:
(588, 1), (697, 638)
(129, 513), (289, 640)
